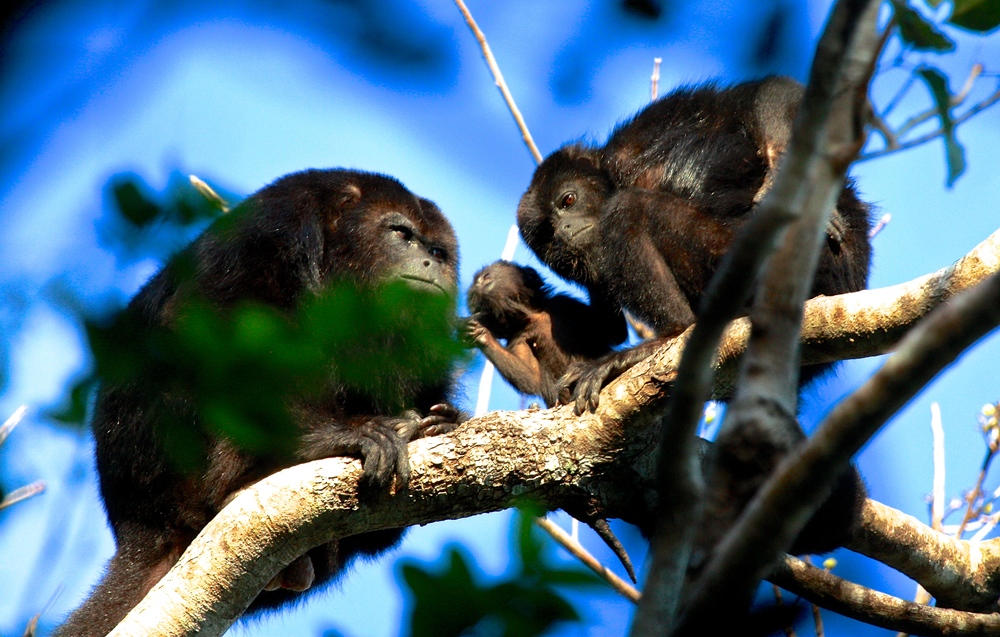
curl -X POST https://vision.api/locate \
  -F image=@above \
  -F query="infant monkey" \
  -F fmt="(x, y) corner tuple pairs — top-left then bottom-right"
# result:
(466, 260), (636, 581)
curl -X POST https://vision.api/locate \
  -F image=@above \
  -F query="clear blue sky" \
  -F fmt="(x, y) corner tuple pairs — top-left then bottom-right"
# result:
(0, 1), (998, 635)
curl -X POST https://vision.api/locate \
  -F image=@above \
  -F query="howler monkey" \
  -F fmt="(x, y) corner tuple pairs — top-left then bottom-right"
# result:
(465, 260), (637, 580)
(466, 260), (626, 408)
(516, 77), (871, 556)
(57, 169), (464, 637)
(517, 76), (871, 412)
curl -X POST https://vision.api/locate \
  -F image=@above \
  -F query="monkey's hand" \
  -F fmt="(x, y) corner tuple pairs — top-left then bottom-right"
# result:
(461, 316), (493, 348)
(410, 402), (465, 439)
(299, 414), (426, 491)
(558, 342), (662, 414)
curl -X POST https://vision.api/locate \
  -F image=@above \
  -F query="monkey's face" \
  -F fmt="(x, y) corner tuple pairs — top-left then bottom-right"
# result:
(324, 175), (459, 301)
(517, 147), (610, 287)
(467, 260), (545, 335)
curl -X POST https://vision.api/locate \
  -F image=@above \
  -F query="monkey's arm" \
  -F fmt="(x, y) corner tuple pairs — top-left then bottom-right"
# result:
(468, 319), (545, 398)
(558, 339), (667, 414)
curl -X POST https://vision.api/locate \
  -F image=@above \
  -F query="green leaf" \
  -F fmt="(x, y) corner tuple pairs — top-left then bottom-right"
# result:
(111, 179), (162, 227)
(48, 374), (98, 425)
(949, 0), (1000, 32)
(892, 0), (956, 50)
(916, 66), (967, 186)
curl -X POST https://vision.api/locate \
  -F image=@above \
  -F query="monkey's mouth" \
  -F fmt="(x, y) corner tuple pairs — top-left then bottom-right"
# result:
(400, 275), (450, 295)
(565, 223), (594, 239)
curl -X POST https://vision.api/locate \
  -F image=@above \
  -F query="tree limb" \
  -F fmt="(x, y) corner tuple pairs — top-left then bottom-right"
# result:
(105, 227), (1000, 636)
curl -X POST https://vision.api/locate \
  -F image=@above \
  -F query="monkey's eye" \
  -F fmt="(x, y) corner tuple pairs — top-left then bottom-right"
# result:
(391, 225), (414, 241)
(558, 191), (577, 209)
(429, 246), (447, 261)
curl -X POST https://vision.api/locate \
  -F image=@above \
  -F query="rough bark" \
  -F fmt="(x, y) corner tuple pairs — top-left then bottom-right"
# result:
(105, 228), (1000, 637)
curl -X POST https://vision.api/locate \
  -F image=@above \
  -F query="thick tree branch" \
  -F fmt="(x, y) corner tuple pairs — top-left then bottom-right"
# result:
(771, 555), (1000, 637)
(691, 269), (1000, 628)
(635, 1), (884, 631)
(106, 229), (1000, 637)
(850, 499), (1000, 612)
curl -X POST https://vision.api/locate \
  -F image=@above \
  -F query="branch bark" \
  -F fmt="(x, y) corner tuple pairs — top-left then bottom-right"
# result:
(105, 228), (1000, 637)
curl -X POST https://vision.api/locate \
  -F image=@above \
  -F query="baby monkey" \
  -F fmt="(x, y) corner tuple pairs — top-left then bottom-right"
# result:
(466, 260), (636, 581)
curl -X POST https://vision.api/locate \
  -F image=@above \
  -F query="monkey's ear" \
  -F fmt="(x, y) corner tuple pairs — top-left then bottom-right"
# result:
(338, 182), (363, 208)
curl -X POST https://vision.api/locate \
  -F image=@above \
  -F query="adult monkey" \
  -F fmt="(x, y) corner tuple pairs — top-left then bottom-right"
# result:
(517, 76), (871, 414)
(57, 169), (464, 637)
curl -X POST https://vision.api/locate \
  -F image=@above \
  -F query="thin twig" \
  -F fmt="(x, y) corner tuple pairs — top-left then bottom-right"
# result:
(0, 480), (46, 510)
(898, 403), (946, 628)
(189, 175), (229, 213)
(534, 516), (641, 603)
(0, 404), (28, 446)
(454, 0), (543, 164)
(869, 213), (891, 239)
(930, 402), (945, 533)
(771, 584), (798, 637)
(860, 86), (1000, 162)
(650, 57), (662, 101)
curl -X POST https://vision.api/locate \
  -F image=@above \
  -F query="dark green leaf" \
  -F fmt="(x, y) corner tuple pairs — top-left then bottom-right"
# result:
(48, 374), (98, 425)
(917, 66), (967, 186)
(111, 179), (161, 227)
(949, 0), (1000, 32)
(892, 0), (956, 50)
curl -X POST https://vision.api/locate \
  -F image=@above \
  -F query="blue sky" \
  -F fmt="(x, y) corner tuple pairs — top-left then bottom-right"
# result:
(0, 1), (998, 635)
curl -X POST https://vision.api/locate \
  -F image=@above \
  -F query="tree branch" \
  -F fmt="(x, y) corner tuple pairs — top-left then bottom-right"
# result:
(102, 225), (1000, 637)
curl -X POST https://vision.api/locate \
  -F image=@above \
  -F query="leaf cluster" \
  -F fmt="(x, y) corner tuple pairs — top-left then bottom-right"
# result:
(399, 509), (603, 637)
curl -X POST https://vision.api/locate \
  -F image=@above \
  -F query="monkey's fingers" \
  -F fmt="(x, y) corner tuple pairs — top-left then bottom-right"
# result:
(414, 403), (463, 439)
(355, 421), (412, 491)
(589, 519), (637, 583)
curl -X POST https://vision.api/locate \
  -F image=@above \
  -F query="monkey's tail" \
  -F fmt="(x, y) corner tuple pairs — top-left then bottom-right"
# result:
(588, 518), (637, 584)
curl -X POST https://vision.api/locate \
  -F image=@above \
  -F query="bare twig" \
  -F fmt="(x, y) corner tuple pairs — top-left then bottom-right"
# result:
(0, 404), (28, 446)
(650, 57), (662, 101)
(189, 175), (229, 213)
(0, 480), (46, 510)
(454, 0), (543, 164)
(860, 84), (1000, 162)
(534, 516), (641, 603)
(869, 212), (891, 239)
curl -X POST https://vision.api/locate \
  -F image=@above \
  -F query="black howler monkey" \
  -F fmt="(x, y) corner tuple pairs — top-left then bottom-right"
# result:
(516, 77), (871, 556)
(57, 169), (464, 637)
(466, 260), (626, 408)
(517, 76), (871, 413)
(464, 260), (637, 581)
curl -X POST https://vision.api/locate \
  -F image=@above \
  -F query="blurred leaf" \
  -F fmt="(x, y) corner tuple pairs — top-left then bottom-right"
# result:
(925, 0), (945, 7)
(97, 173), (226, 265)
(917, 66), (967, 186)
(622, 0), (663, 19)
(48, 374), (98, 425)
(949, 0), (1000, 32)
(400, 511), (602, 637)
(892, 0), (956, 50)
(111, 179), (161, 227)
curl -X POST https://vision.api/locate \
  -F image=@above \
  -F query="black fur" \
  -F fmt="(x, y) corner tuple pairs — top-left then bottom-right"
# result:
(517, 76), (871, 412)
(516, 77), (872, 557)
(57, 169), (463, 636)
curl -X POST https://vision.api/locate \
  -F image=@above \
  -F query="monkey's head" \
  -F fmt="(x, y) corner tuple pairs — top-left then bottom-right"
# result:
(467, 260), (548, 337)
(516, 144), (612, 287)
(215, 169), (459, 311)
